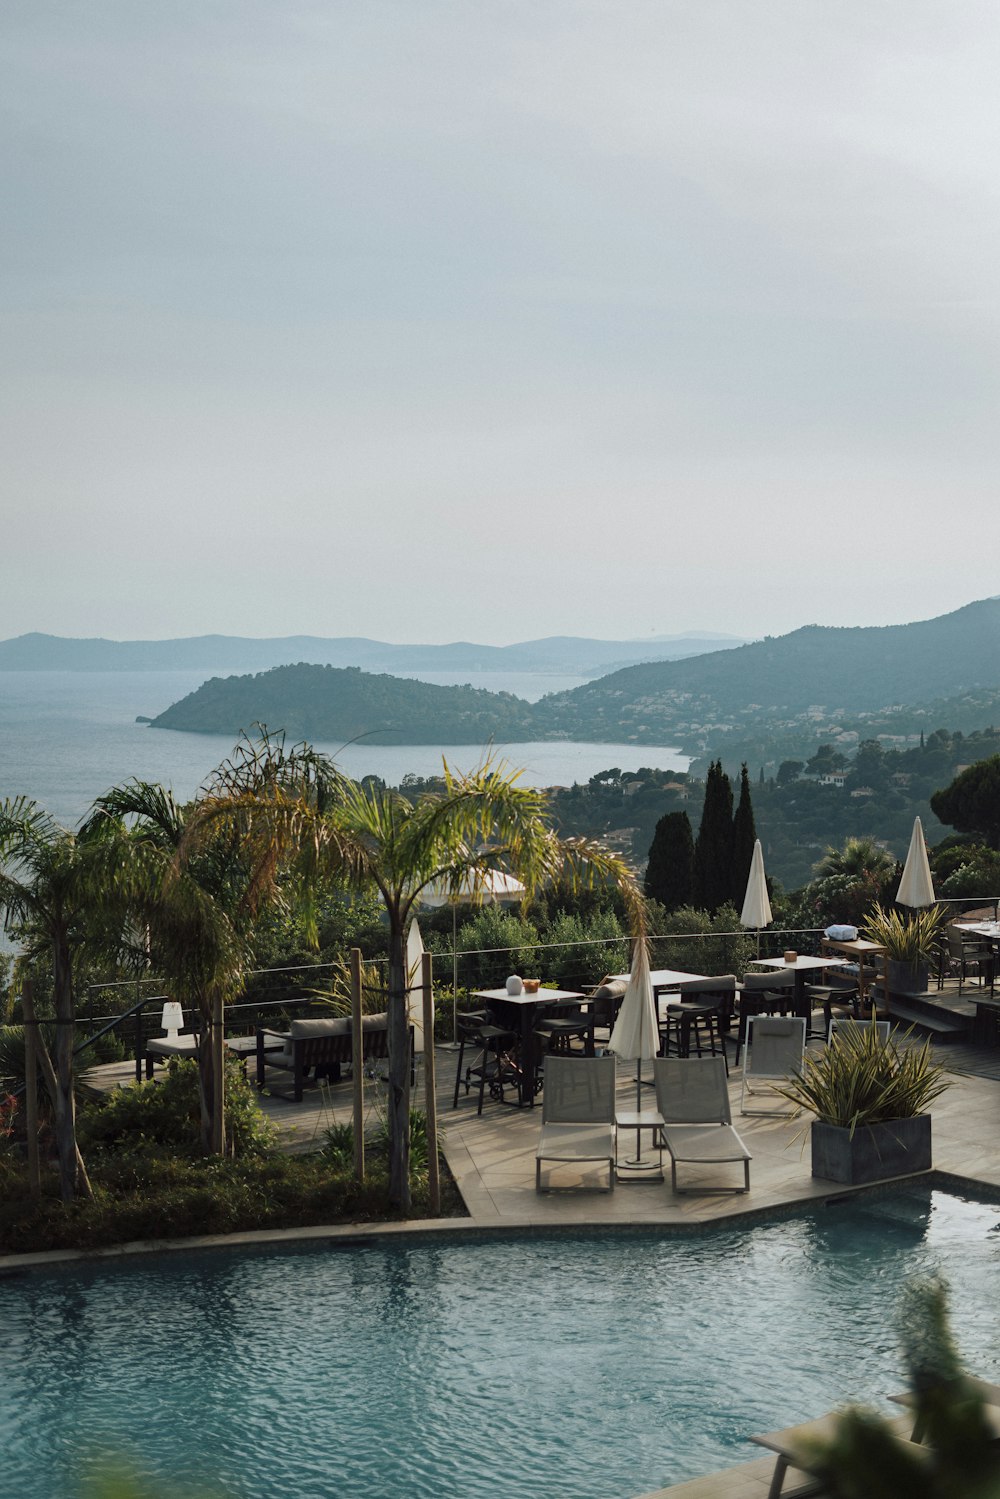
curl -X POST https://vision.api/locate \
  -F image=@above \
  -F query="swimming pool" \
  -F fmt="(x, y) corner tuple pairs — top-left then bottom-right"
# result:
(4, 1185), (1000, 1499)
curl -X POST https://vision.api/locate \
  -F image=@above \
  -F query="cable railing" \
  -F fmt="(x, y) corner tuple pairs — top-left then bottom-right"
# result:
(15, 893), (998, 1085)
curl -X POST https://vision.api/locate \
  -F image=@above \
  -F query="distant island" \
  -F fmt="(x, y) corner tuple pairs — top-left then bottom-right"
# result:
(146, 598), (1000, 754)
(149, 664), (541, 744)
(0, 630), (743, 678)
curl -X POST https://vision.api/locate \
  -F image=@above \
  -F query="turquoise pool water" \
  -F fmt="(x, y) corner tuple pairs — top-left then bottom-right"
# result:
(5, 1186), (1000, 1499)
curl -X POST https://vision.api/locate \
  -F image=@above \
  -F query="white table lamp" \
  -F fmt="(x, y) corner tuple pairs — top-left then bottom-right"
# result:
(161, 1001), (184, 1039)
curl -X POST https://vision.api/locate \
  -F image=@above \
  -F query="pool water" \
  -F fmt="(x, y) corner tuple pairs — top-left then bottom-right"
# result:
(5, 1187), (1000, 1499)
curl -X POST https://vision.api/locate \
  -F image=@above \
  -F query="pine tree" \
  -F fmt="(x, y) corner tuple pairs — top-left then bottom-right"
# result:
(644, 810), (695, 910)
(731, 762), (757, 906)
(693, 760), (734, 913)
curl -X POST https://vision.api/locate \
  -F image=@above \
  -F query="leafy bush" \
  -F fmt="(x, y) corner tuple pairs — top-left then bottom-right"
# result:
(648, 903), (755, 978)
(776, 1023), (949, 1129)
(539, 909), (628, 990)
(455, 907), (541, 989)
(80, 1056), (275, 1160)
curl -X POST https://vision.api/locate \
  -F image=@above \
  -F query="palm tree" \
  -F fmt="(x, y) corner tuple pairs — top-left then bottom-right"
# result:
(197, 749), (645, 1210)
(0, 798), (125, 1200)
(84, 744), (299, 1157)
(814, 836), (897, 881)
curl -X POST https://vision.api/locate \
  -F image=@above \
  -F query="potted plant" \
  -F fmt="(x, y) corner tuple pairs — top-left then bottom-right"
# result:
(776, 1022), (949, 1184)
(862, 903), (947, 998)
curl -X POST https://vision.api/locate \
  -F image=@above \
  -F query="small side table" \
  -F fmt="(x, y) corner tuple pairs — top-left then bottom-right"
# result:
(615, 1109), (665, 1182)
(145, 1033), (198, 1078)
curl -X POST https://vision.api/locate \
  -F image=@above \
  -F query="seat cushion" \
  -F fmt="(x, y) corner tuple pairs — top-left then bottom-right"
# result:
(289, 1017), (351, 1040)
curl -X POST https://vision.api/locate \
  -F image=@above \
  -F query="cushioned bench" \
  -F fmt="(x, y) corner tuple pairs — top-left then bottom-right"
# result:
(255, 1013), (411, 1101)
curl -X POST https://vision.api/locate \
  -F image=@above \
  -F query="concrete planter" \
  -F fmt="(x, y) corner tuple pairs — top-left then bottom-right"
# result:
(811, 1114), (932, 1185)
(885, 958), (930, 995)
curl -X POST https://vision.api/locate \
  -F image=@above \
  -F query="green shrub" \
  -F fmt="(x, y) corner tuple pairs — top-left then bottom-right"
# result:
(79, 1056), (275, 1160)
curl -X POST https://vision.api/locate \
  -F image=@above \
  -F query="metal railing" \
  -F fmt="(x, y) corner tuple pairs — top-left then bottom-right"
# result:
(14, 893), (998, 1083)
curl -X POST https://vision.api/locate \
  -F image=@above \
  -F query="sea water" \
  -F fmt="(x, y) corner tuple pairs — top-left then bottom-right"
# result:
(0, 669), (689, 829)
(2, 1186), (999, 1499)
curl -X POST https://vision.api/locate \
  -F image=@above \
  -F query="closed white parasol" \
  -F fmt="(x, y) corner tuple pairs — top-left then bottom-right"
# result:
(405, 917), (426, 1054)
(740, 839), (773, 931)
(897, 817), (936, 908)
(609, 936), (659, 1113)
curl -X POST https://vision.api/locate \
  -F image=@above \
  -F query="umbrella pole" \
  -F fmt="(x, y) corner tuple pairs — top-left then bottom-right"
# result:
(452, 904), (458, 1044)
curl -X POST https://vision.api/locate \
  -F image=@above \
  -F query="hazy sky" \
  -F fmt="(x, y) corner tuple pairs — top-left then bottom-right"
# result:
(3, 2), (999, 646)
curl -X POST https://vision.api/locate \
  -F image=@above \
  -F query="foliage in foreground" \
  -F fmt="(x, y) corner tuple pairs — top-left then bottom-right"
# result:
(802, 1278), (1000, 1499)
(775, 1023), (950, 1130)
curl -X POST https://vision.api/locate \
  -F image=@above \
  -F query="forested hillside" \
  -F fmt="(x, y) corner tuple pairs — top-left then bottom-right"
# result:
(150, 664), (537, 743)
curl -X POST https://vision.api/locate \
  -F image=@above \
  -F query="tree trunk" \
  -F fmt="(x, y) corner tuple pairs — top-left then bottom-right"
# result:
(195, 994), (227, 1156)
(387, 919), (411, 1211)
(52, 932), (86, 1202)
(211, 991), (226, 1155)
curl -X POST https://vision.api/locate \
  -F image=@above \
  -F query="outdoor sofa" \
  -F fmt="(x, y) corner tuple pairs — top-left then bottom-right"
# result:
(255, 1013), (411, 1101)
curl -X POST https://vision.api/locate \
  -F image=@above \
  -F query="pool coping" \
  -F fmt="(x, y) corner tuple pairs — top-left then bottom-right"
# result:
(0, 1165), (992, 1276)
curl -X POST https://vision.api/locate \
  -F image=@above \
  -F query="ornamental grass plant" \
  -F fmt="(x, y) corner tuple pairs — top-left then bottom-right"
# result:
(862, 903), (948, 964)
(775, 1021), (950, 1134)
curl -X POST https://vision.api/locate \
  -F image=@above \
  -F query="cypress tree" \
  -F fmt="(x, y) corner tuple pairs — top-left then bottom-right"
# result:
(644, 810), (695, 911)
(731, 762), (757, 905)
(693, 760), (734, 913)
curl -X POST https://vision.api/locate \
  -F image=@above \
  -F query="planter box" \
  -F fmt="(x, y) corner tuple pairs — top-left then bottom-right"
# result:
(811, 1114), (932, 1185)
(885, 959), (929, 995)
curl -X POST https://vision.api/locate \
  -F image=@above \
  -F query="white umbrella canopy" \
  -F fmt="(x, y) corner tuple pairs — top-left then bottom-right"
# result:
(417, 868), (527, 1042)
(419, 870), (526, 907)
(405, 917), (426, 1054)
(897, 816), (936, 908)
(740, 839), (773, 930)
(609, 936), (659, 1111)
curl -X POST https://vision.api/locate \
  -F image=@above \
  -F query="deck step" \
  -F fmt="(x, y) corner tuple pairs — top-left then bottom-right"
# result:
(886, 996), (971, 1039)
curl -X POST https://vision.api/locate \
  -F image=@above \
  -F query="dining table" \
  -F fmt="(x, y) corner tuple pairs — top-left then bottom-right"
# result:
(609, 966), (712, 1019)
(476, 985), (589, 1107)
(750, 954), (850, 1011)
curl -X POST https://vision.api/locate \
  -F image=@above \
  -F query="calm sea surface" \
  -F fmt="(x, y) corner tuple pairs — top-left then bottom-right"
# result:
(0, 670), (689, 829)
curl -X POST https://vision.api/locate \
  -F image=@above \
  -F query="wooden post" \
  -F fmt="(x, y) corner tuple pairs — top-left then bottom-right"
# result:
(23, 980), (40, 1200)
(421, 951), (440, 1216)
(211, 991), (226, 1155)
(350, 947), (364, 1181)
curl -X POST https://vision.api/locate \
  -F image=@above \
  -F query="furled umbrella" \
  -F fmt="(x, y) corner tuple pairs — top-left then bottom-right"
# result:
(405, 917), (426, 1055)
(418, 869), (527, 1043)
(896, 816), (936, 908)
(609, 935), (659, 1114)
(740, 838), (773, 954)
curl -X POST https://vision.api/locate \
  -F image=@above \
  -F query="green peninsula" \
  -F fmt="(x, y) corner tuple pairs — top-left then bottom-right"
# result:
(148, 663), (540, 744)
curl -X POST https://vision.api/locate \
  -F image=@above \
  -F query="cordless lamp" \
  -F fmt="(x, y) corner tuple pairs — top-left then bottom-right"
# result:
(160, 1001), (184, 1039)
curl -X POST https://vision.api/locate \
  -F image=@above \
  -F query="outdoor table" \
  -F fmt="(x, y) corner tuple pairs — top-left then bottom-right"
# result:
(145, 1032), (279, 1079)
(954, 922), (1000, 995)
(751, 955), (849, 1010)
(609, 967), (712, 1023)
(614, 1107), (665, 1181)
(476, 986), (589, 1107)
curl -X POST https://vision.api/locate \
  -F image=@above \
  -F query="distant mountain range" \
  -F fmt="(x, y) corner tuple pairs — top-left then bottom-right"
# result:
(147, 598), (1000, 750)
(0, 630), (743, 678)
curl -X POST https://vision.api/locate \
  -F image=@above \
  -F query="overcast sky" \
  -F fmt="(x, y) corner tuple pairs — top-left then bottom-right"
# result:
(3, 2), (999, 646)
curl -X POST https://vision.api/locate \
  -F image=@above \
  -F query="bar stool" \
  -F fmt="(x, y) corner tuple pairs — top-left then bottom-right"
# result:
(535, 1007), (593, 1055)
(660, 1001), (728, 1075)
(452, 1012), (518, 1114)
